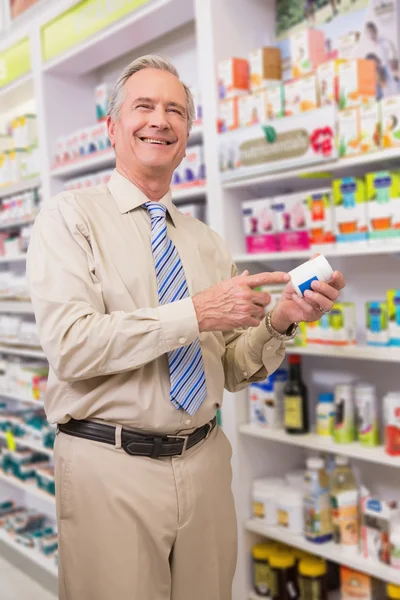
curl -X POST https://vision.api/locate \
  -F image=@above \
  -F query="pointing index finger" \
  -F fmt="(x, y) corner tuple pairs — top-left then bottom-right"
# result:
(245, 272), (290, 289)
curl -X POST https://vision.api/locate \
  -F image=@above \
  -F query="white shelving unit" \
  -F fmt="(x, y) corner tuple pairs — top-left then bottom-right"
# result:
(0, 431), (53, 457)
(0, 390), (44, 406)
(0, 471), (55, 507)
(2, 0), (400, 597)
(0, 529), (57, 578)
(0, 344), (46, 360)
(0, 178), (41, 199)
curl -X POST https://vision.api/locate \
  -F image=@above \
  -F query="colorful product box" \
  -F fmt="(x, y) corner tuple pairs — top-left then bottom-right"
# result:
(337, 107), (360, 158)
(359, 101), (381, 154)
(218, 98), (239, 132)
(337, 32), (360, 60)
(381, 95), (400, 149)
(284, 75), (319, 117)
(238, 95), (256, 128)
(365, 171), (400, 242)
(317, 59), (346, 106)
(290, 28), (326, 78)
(265, 84), (284, 119)
(361, 494), (400, 564)
(181, 145), (205, 183)
(340, 566), (377, 600)
(366, 301), (390, 347)
(338, 59), (376, 109)
(387, 290), (400, 346)
(95, 83), (112, 122)
(271, 193), (310, 251)
(306, 188), (335, 249)
(249, 47), (281, 93)
(308, 302), (356, 346)
(218, 58), (249, 100)
(284, 80), (301, 117)
(251, 91), (269, 125)
(242, 198), (278, 253)
(332, 177), (368, 243)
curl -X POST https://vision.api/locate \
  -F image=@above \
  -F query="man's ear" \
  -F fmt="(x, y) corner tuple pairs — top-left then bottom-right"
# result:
(107, 115), (116, 148)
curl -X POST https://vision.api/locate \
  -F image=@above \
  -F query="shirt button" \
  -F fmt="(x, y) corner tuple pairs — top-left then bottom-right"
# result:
(185, 419), (191, 425)
(243, 371), (248, 378)
(179, 337), (186, 344)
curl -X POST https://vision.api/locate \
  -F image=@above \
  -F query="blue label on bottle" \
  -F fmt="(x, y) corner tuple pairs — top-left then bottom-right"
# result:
(298, 276), (318, 296)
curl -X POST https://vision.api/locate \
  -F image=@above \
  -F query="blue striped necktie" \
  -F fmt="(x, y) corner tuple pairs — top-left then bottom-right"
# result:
(144, 202), (207, 415)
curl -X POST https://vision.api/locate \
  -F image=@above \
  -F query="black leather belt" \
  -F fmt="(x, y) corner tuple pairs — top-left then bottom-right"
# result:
(58, 417), (217, 459)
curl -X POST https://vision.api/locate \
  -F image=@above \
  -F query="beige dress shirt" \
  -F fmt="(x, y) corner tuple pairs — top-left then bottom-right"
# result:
(27, 170), (285, 434)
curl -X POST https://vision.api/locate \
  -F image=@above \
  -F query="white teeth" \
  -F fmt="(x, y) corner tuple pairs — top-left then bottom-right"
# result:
(141, 138), (168, 145)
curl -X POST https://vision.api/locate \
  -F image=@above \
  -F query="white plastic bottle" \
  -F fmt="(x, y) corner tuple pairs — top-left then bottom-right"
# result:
(316, 392), (335, 437)
(289, 255), (334, 297)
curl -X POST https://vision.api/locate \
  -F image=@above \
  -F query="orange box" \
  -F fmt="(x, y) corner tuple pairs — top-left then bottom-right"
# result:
(337, 107), (361, 158)
(290, 28), (326, 78)
(249, 47), (282, 92)
(284, 74), (319, 117)
(218, 98), (239, 132)
(218, 58), (249, 100)
(317, 59), (347, 106)
(338, 59), (377, 109)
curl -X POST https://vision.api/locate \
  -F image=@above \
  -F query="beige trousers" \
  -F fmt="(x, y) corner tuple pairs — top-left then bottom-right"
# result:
(54, 424), (237, 600)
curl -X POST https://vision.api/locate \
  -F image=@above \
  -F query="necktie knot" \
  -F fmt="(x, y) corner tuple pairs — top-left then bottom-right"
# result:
(144, 202), (167, 221)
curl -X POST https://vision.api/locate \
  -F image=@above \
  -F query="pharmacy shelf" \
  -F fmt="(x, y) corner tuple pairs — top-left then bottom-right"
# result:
(0, 432), (53, 457)
(0, 529), (57, 578)
(0, 178), (41, 200)
(240, 424), (400, 468)
(0, 471), (55, 507)
(0, 302), (34, 315)
(233, 242), (400, 264)
(0, 255), (27, 265)
(0, 73), (34, 114)
(246, 519), (400, 586)
(0, 391), (44, 407)
(285, 344), (400, 363)
(0, 344), (46, 360)
(50, 148), (115, 179)
(223, 147), (400, 195)
(172, 182), (207, 202)
(0, 217), (36, 232)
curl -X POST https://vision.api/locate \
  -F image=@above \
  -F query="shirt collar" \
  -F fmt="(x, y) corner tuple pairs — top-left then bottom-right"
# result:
(107, 169), (178, 226)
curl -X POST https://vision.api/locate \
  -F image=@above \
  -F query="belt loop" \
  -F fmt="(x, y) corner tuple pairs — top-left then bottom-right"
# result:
(115, 425), (122, 449)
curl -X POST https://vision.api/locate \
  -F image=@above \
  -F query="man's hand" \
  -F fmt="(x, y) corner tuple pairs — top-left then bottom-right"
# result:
(272, 270), (346, 333)
(193, 270), (290, 332)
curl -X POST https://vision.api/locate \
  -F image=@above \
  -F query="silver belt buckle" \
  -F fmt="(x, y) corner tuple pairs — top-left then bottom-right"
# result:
(167, 434), (189, 457)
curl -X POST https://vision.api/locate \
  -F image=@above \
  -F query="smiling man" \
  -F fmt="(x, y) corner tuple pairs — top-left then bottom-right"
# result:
(27, 55), (345, 600)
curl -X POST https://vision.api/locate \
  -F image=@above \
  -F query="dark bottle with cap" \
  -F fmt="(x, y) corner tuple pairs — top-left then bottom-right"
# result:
(283, 354), (309, 434)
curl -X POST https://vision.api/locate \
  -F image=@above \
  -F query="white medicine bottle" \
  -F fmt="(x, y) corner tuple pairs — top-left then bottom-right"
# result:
(289, 255), (334, 297)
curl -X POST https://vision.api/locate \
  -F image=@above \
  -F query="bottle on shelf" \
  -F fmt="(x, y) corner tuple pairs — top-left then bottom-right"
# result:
(283, 354), (309, 434)
(333, 384), (355, 444)
(316, 392), (335, 437)
(304, 457), (333, 544)
(330, 456), (359, 552)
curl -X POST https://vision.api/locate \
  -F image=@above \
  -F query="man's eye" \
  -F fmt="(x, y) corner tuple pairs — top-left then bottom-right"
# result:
(137, 104), (151, 109)
(168, 108), (182, 115)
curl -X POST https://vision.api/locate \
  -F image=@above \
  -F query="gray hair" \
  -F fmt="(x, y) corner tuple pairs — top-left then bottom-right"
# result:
(107, 54), (195, 131)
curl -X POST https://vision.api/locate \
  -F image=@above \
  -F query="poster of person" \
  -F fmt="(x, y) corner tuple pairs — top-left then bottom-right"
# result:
(276, 0), (400, 98)
(9, 0), (39, 19)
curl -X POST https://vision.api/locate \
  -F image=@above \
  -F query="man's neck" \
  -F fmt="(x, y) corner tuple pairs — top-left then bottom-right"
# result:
(116, 164), (171, 201)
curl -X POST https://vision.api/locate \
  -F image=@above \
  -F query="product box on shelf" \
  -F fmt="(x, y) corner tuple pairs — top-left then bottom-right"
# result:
(340, 566), (379, 600)
(218, 58), (249, 100)
(387, 290), (400, 346)
(359, 101), (381, 154)
(384, 392), (400, 456)
(181, 145), (205, 183)
(290, 28), (325, 78)
(190, 87), (202, 124)
(95, 83), (112, 122)
(12, 115), (38, 149)
(0, 135), (13, 153)
(265, 84), (285, 119)
(251, 91), (269, 125)
(249, 47), (281, 92)
(284, 74), (319, 116)
(307, 302), (356, 346)
(78, 128), (91, 157)
(306, 188), (335, 248)
(238, 95), (254, 128)
(248, 369), (288, 428)
(381, 95), (400, 149)
(218, 98), (239, 132)
(338, 59), (376, 109)
(54, 137), (66, 164)
(242, 198), (278, 253)
(337, 107), (360, 158)
(90, 122), (111, 154)
(332, 177), (368, 243)
(317, 59), (346, 106)
(272, 193), (310, 251)
(365, 171), (400, 243)
(361, 494), (400, 564)
(366, 301), (390, 346)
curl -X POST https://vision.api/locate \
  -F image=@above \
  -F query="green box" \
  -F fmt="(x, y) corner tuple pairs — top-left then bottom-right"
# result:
(332, 177), (367, 242)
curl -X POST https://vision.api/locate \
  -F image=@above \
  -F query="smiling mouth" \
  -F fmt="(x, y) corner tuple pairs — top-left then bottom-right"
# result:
(139, 137), (173, 145)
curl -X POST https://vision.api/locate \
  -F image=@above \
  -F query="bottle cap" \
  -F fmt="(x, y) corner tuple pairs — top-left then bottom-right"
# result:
(319, 392), (334, 403)
(313, 254), (334, 281)
(288, 354), (301, 365)
(299, 558), (327, 578)
(387, 584), (400, 599)
(269, 550), (295, 569)
(307, 457), (324, 470)
(252, 543), (278, 561)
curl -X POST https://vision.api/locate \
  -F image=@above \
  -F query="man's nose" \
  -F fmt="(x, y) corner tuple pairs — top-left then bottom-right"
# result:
(149, 107), (170, 130)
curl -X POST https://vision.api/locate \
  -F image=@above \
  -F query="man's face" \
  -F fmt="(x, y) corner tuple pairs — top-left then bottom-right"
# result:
(108, 68), (189, 178)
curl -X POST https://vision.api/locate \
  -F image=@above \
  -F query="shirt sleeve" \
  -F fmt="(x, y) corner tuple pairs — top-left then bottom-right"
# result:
(27, 200), (199, 383)
(222, 264), (286, 393)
